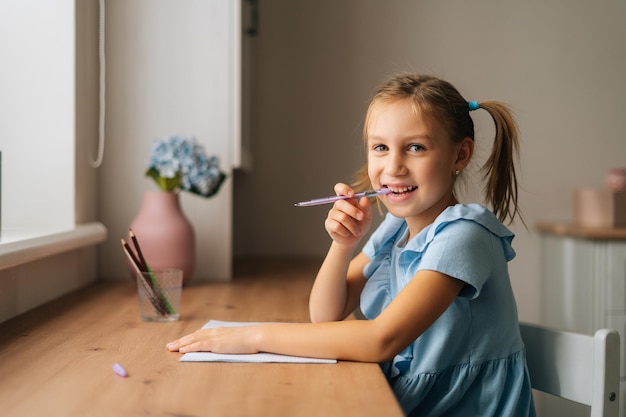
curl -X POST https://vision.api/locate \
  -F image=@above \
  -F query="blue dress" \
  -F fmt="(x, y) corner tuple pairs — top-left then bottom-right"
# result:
(361, 204), (536, 417)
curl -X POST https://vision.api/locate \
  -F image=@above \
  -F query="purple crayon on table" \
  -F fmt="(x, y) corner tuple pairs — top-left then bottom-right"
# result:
(112, 363), (128, 377)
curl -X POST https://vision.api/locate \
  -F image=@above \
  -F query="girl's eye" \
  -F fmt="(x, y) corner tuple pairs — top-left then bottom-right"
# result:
(372, 144), (388, 152)
(408, 144), (425, 152)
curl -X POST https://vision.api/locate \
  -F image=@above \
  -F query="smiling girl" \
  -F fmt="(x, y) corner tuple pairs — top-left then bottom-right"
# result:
(168, 73), (536, 417)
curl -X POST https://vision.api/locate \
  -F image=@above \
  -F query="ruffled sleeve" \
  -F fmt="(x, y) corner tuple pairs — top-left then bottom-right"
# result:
(399, 204), (516, 299)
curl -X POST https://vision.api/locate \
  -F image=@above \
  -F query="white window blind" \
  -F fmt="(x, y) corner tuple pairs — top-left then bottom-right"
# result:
(0, 0), (75, 236)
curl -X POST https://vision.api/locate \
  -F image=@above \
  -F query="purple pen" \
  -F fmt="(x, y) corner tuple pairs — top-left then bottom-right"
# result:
(294, 188), (392, 207)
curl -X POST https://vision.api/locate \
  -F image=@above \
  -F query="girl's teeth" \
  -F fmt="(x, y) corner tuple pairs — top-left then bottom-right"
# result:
(389, 186), (417, 194)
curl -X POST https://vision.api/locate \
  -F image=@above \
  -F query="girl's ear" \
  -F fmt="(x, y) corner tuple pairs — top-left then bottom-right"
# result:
(454, 137), (474, 171)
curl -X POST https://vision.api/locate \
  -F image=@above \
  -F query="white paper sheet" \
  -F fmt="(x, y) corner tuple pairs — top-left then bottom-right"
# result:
(179, 320), (337, 364)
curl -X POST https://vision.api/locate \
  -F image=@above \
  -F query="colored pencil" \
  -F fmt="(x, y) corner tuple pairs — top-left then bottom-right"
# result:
(127, 230), (175, 314)
(121, 238), (169, 315)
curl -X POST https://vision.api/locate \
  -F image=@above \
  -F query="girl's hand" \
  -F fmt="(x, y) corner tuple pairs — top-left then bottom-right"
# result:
(324, 183), (373, 247)
(166, 326), (260, 354)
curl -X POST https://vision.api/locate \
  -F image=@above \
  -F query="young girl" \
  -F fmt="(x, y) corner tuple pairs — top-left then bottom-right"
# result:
(167, 73), (536, 417)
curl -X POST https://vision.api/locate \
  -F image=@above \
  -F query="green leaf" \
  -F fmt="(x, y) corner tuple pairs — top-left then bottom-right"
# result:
(188, 172), (227, 198)
(146, 168), (182, 192)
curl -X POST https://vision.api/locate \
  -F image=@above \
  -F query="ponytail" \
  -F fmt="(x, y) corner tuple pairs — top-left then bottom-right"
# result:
(476, 101), (523, 225)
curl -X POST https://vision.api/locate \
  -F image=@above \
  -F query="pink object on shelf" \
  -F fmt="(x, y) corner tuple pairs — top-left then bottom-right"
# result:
(129, 191), (195, 284)
(573, 188), (626, 228)
(606, 168), (626, 191)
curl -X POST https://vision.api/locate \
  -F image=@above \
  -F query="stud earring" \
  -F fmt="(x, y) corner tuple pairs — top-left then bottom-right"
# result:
(454, 170), (461, 175)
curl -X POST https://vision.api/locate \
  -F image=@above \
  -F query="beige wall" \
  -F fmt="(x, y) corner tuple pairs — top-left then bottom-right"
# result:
(233, 0), (626, 322)
(97, 0), (236, 281)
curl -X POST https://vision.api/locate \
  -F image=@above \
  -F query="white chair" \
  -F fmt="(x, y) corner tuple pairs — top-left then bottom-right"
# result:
(520, 322), (620, 417)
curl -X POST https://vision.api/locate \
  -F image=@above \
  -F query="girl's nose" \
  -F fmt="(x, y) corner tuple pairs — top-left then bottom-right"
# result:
(384, 152), (408, 176)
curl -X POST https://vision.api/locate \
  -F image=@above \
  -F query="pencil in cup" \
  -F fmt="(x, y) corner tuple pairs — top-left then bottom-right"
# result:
(121, 239), (168, 315)
(128, 230), (177, 315)
(136, 269), (182, 322)
(120, 235), (178, 318)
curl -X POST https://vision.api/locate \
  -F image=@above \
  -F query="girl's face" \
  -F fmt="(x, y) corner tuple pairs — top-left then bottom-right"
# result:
(366, 98), (471, 233)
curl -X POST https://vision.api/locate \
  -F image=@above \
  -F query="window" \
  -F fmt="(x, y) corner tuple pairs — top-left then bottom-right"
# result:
(0, 0), (75, 239)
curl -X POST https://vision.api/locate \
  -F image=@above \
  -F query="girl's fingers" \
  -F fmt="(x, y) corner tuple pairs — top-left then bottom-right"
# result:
(167, 330), (208, 351)
(326, 207), (368, 238)
(177, 341), (206, 353)
(334, 198), (366, 220)
(358, 197), (373, 220)
(324, 182), (375, 242)
(166, 339), (188, 352)
(325, 218), (354, 238)
(333, 182), (354, 198)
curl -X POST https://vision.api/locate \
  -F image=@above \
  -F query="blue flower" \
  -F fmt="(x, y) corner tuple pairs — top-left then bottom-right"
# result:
(146, 135), (226, 198)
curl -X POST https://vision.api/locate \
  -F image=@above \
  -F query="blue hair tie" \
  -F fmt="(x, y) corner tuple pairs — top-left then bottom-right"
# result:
(468, 101), (480, 111)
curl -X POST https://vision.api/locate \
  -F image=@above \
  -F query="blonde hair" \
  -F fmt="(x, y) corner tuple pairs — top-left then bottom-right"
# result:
(354, 73), (522, 224)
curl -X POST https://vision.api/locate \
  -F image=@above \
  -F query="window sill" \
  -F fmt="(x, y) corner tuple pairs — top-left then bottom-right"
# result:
(0, 222), (107, 270)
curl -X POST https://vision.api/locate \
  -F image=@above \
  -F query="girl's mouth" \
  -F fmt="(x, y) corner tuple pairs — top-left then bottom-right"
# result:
(385, 185), (418, 195)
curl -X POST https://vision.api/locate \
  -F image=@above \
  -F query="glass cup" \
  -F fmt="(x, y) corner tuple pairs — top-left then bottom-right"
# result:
(136, 268), (182, 322)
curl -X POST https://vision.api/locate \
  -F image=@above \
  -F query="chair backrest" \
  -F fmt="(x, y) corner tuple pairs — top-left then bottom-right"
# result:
(519, 322), (620, 417)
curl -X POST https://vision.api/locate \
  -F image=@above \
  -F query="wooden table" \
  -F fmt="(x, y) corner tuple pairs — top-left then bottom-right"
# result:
(0, 259), (403, 417)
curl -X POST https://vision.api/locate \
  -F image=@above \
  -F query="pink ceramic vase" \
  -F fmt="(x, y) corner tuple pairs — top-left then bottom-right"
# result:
(129, 191), (195, 284)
